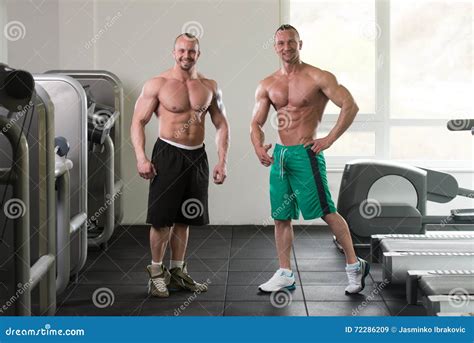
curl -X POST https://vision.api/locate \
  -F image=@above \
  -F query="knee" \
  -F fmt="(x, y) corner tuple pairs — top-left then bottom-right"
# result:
(151, 226), (170, 240)
(323, 212), (348, 227)
(322, 212), (338, 222)
(274, 219), (291, 230)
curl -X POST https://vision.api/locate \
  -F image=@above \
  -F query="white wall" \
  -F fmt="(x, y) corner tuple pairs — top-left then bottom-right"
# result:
(4, 0), (473, 226)
(89, 0), (281, 225)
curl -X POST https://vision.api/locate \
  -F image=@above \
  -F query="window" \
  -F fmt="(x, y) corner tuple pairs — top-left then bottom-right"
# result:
(287, 0), (473, 169)
(391, 1), (471, 118)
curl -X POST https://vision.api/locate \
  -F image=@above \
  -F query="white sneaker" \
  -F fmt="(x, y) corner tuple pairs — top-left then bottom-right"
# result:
(345, 258), (370, 294)
(258, 270), (296, 293)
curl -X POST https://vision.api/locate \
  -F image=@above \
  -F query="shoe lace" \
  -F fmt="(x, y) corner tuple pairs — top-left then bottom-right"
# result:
(347, 269), (359, 284)
(151, 276), (167, 291)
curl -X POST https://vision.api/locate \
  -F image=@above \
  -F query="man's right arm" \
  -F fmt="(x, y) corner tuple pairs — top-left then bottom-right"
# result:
(250, 81), (273, 167)
(130, 78), (161, 179)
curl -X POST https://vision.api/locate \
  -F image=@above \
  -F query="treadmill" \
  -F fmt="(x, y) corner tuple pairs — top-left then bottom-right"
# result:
(371, 232), (474, 263)
(382, 251), (474, 285)
(406, 270), (474, 315)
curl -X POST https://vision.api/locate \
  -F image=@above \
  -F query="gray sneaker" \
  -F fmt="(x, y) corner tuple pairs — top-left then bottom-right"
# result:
(146, 264), (171, 297)
(169, 263), (208, 292)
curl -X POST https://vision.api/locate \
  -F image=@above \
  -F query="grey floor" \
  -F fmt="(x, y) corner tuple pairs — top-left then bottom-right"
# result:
(55, 225), (427, 316)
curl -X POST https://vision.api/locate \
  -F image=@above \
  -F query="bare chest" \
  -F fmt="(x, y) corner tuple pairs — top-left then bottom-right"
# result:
(268, 75), (323, 109)
(159, 79), (213, 114)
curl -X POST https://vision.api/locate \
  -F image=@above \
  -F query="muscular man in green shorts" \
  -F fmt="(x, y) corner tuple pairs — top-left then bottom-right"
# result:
(250, 24), (369, 294)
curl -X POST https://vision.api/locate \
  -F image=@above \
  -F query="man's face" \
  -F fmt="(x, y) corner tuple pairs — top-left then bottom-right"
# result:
(173, 37), (200, 70)
(274, 29), (302, 63)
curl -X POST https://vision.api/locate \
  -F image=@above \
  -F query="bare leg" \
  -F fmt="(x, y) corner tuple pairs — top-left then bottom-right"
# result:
(150, 226), (170, 263)
(274, 219), (294, 270)
(322, 212), (357, 264)
(169, 223), (189, 261)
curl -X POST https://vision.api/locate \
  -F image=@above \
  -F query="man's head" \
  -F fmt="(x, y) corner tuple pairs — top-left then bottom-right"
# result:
(173, 33), (200, 71)
(273, 24), (302, 63)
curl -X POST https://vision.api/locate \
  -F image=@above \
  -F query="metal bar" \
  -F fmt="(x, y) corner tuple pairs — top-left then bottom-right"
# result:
(55, 169), (71, 295)
(0, 115), (31, 316)
(88, 135), (115, 247)
(29, 254), (55, 289)
(38, 91), (57, 316)
(70, 213), (87, 235)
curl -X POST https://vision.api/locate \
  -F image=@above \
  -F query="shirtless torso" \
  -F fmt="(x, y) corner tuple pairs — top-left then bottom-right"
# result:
(151, 70), (217, 146)
(262, 63), (330, 146)
(251, 28), (358, 166)
(131, 34), (228, 182)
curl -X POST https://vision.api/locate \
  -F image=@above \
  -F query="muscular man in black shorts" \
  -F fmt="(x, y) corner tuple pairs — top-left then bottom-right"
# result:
(131, 33), (230, 297)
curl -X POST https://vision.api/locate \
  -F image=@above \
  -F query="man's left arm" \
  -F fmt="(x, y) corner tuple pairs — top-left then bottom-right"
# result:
(208, 81), (230, 184)
(305, 71), (359, 153)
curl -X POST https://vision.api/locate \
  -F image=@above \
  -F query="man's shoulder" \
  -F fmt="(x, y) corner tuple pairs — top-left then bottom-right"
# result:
(303, 63), (325, 76)
(259, 72), (279, 89)
(197, 74), (218, 92)
(146, 74), (168, 87)
(303, 64), (334, 82)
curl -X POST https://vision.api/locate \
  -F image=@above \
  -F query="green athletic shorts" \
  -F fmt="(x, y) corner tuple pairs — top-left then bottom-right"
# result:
(269, 144), (337, 220)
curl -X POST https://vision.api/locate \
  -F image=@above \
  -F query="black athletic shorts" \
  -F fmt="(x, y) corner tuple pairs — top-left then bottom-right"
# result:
(146, 138), (209, 228)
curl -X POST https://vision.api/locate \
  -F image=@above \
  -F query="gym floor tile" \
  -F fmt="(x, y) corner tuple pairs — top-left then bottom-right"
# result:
(299, 271), (373, 285)
(55, 300), (141, 316)
(296, 258), (346, 272)
(293, 227), (333, 238)
(182, 258), (229, 272)
(78, 271), (227, 285)
(87, 247), (151, 259)
(368, 263), (385, 282)
(84, 257), (228, 273)
(303, 285), (383, 301)
(185, 238), (232, 249)
(144, 285), (226, 302)
(378, 285), (409, 301)
(83, 255), (150, 272)
(293, 248), (343, 259)
(229, 259), (293, 272)
(292, 238), (335, 249)
(46, 225), (428, 317)
(188, 226), (233, 238)
(186, 247), (231, 259)
(231, 238), (277, 249)
(230, 247), (283, 259)
(225, 285), (304, 302)
(385, 301), (428, 316)
(58, 285), (150, 303)
(232, 226), (275, 239)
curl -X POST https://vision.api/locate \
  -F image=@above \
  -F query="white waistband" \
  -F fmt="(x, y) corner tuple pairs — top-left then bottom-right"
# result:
(160, 137), (204, 150)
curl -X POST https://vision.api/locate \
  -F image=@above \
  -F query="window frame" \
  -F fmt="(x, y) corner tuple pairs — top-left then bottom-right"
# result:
(282, 0), (473, 171)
